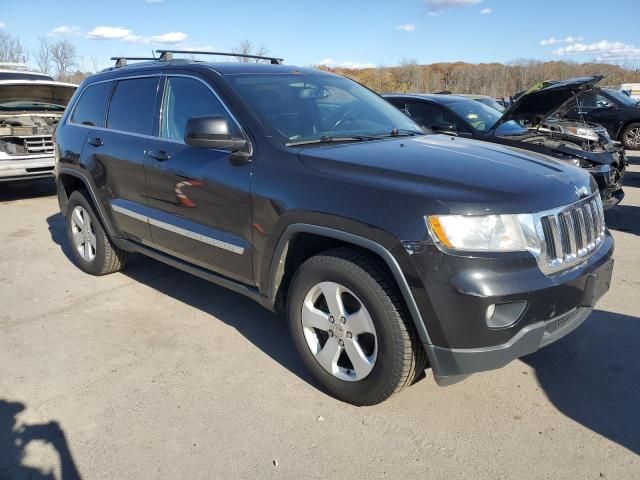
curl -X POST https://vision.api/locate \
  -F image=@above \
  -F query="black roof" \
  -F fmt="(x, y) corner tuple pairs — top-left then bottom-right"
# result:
(383, 93), (471, 105)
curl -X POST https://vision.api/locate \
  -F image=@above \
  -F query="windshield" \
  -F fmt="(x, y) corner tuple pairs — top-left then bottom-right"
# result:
(0, 101), (66, 111)
(227, 73), (424, 144)
(603, 88), (639, 107)
(474, 97), (505, 112)
(446, 99), (503, 132)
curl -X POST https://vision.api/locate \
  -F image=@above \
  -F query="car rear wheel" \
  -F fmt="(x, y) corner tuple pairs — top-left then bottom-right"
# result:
(622, 123), (640, 150)
(65, 189), (127, 275)
(287, 247), (426, 405)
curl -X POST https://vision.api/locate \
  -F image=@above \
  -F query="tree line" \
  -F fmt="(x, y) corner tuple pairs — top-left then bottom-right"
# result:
(320, 58), (640, 97)
(1, 30), (639, 94)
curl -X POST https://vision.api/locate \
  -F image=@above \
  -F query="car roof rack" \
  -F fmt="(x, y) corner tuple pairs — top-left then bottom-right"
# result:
(110, 56), (158, 68)
(156, 49), (284, 65)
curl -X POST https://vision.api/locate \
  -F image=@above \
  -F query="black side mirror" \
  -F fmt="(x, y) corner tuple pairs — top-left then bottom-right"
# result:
(431, 122), (457, 135)
(184, 116), (247, 152)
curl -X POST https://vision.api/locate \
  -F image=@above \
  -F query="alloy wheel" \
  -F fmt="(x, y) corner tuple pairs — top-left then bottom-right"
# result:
(70, 206), (97, 262)
(625, 127), (640, 148)
(301, 281), (378, 381)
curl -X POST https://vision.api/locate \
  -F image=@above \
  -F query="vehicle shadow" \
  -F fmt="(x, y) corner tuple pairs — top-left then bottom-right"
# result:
(45, 213), (321, 393)
(0, 178), (56, 202)
(0, 399), (82, 479)
(522, 310), (640, 455)
(605, 204), (640, 236)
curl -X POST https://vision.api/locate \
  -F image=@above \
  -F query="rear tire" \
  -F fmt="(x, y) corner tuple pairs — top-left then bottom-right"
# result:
(65, 189), (127, 275)
(622, 123), (640, 150)
(287, 247), (427, 405)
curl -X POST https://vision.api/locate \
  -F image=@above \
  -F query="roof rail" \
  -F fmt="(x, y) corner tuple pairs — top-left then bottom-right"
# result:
(110, 56), (158, 68)
(156, 49), (284, 65)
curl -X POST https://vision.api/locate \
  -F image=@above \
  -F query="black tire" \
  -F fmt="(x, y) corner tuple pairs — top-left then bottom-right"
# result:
(65, 189), (127, 275)
(287, 247), (427, 406)
(621, 123), (640, 150)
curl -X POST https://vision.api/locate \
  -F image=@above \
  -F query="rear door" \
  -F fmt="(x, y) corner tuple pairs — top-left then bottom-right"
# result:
(88, 76), (160, 244)
(143, 74), (253, 284)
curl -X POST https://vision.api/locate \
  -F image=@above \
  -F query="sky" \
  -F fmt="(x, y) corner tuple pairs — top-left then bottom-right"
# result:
(1, 0), (639, 71)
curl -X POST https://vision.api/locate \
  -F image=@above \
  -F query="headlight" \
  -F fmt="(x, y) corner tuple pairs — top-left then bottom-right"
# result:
(568, 158), (595, 168)
(565, 126), (597, 141)
(427, 214), (541, 253)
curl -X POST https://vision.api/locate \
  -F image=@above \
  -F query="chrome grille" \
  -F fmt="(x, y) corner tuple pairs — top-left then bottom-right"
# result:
(536, 193), (605, 274)
(22, 135), (54, 154)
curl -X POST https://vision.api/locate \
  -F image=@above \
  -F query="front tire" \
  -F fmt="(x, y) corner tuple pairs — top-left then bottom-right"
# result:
(287, 248), (426, 405)
(622, 123), (640, 150)
(65, 189), (127, 275)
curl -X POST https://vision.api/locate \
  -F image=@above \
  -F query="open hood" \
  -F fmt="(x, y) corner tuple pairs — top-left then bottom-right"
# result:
(0, 80), (77, 109)
(492, 76), (603, 131)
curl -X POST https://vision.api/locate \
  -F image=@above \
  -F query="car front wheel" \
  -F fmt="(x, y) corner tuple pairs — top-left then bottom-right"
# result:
(622, 123), (640, 150)
(287, 248), (426, 405)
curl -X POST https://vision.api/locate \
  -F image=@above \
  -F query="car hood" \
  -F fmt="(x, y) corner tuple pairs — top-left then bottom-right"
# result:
(297, 135), (595, 215)
(0, 81), (77, 108)
(494, 76), (603, 130)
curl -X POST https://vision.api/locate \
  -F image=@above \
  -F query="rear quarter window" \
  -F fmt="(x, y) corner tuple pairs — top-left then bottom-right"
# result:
(107, 77), (159, 135)
(71, 82), (113, 127)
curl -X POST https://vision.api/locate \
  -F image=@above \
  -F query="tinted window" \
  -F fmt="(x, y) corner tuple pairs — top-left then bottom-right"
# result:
(107, 77), (158, 135)
(71, 82), (112, 127)
(405, 101), (448, 129)
(160, 77), (233, 141)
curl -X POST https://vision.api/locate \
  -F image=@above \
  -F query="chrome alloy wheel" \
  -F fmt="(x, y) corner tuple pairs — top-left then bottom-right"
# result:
(70, 206), (97, 262)
(301, 281), (378, 381)
(625, 127), (640, 148)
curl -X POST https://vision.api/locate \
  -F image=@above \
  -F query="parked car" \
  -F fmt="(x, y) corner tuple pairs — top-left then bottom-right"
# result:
(54, 51), (613, 405)
(620, 82), (640, 100)
(451, 93), (506, 112)
(0, 70), (76, 182)
(385, 77), (626, 208)
(560, 86), (640, 150)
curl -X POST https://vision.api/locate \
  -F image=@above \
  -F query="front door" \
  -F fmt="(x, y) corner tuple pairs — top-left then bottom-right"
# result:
(143, 74), (254, 284)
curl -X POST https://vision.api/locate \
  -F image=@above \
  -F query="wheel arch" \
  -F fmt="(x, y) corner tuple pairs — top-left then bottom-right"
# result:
(266, 224), (434, 349)
(56, 168), (118, 237)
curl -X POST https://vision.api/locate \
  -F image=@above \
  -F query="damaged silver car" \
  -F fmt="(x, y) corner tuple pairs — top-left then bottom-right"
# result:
(0, 70), (76, 182)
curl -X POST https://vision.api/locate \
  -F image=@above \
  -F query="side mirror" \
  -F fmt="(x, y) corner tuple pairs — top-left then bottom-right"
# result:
(431, 122), (457, 135)
(184, 116), (247, 152)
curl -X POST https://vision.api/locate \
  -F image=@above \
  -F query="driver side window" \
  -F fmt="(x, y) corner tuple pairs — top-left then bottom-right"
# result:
(161, 76), (233, 142)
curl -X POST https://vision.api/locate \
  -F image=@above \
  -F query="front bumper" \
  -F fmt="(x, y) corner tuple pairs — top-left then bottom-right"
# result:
(0, 155), (55, 182)
(408, 232), (614, 384)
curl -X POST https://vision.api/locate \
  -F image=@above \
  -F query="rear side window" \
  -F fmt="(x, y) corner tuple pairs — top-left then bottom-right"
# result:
(71, 82), (112, 127)
(160, 76), (233, 142)
(107, 77), (158, 135)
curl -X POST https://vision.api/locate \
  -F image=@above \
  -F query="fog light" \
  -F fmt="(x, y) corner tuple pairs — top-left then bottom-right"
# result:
(486, 301), (527, 329)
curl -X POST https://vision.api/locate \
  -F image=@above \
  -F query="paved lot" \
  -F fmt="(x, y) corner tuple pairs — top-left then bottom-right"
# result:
(1, 153), (639, 480)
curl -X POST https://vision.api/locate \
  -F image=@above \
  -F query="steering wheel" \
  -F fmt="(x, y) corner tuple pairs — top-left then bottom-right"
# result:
(330, 105), (361, 131)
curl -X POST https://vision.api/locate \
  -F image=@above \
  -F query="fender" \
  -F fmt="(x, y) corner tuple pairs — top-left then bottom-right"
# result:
(267, 223), (434, 349)
(56, 167), (119, 238)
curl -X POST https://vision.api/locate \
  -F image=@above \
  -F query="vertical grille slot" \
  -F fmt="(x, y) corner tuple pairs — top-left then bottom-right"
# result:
(537, 193), (606, 274)
(21, 136), (54, 155)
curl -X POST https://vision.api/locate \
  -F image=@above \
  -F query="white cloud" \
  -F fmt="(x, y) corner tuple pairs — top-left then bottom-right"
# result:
(424, 0), (481, 15)
(480, 7), (492, 14)
(0, 22), (5, 29)
(396, 23), (416, 32)
(552, 39), (640, 60)
(48, 25), (81, 36)
(540, 35), (583, 46)
(145, 32), (188, 44)
(319, 58), (375, 69)
(86, 26), (133, 40)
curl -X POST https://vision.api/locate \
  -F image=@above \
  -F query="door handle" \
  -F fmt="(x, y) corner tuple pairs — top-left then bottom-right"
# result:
(87, 136), (103, 147)
(147, 150), (171, 162)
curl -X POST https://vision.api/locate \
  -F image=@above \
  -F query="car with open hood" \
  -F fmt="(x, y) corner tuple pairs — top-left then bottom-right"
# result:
(54, 52), (613, 405)
(0, 70), (76, 182)
(385, 77), (626, 208)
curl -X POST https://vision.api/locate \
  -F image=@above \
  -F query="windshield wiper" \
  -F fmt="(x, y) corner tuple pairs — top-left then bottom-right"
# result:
(386, 128), (423, 137)
(285, 135), (379, 147)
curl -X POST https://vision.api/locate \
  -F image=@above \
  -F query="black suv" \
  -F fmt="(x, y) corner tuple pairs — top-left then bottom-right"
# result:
(54, 51), (614, 405)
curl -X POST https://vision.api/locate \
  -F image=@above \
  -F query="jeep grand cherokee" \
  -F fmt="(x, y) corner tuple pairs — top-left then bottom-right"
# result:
(54, 51), (614, 405)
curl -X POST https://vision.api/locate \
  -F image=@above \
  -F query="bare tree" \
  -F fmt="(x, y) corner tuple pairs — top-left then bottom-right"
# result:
(50, 39), (77, 81)
(232, 40), (269, 63)
(89, 55), (100, 73)
(0, 32), (27, 64)
(36, 37), (53, 75)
